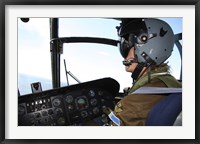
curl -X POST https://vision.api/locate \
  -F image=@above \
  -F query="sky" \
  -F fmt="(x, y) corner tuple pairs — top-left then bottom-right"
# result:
(18, 18), (182, 95)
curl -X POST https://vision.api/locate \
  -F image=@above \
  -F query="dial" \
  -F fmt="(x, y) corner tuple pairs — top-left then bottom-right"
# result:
(90, 98), (97, 106)
(65, 95), (73, 103)
(55, 108), (63, 115)
(57, 117), (66, 126)
(98, 90), (104, 96)
(88, 90), (95, 97)
(81, 111), (88, 118)
(52, 98), (61, 107)
(92, 107), (99, 114)
(76, 97), (88, 110)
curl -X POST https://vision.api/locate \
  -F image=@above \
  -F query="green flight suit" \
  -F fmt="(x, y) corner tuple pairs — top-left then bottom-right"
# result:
(113, 66), (182, 126)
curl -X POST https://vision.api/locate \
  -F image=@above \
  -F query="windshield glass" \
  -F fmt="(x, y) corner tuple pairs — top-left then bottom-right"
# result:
(59, 18), (127, 87)
(18, 18), (51, 95)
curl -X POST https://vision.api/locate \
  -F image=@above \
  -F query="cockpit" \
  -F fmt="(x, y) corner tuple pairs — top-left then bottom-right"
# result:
(18, 18), (182, 126)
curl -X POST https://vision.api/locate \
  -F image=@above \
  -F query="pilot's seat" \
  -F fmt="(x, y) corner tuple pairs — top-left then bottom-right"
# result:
(145, 93), (182, 126)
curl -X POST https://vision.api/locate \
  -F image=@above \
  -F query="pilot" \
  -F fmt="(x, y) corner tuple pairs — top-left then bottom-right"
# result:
(110, 18), (182, 126)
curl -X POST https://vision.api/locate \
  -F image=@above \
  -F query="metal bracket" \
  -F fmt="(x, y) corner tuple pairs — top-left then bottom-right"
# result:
(50, 39), (63, 54)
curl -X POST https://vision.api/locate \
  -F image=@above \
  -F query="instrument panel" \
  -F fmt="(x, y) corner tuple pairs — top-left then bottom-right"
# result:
(18, 78), (120, 126)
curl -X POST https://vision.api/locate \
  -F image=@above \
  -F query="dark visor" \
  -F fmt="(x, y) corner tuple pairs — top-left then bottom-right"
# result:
(118, 37), (133, 58)
(118, 32), (156, 58)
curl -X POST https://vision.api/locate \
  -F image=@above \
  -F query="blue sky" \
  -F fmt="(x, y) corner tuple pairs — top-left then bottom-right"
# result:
(18, 18), (182, 94)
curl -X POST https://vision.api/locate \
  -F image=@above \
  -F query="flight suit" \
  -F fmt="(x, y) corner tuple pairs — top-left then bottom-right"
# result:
(113, 66), (182, 126)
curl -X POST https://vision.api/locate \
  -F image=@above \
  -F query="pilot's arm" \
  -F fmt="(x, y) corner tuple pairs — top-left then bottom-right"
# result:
(112, 93), (165, 126)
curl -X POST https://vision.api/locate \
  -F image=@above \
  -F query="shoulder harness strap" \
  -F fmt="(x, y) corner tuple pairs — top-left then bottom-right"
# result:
(131, 86), (182, 94)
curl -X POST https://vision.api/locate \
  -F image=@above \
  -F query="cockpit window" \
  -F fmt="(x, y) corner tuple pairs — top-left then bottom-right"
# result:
(59, 18), (125, 87)
(18, 18), (52, 95)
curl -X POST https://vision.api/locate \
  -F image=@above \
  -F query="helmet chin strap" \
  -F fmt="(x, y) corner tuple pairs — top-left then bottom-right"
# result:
(131, 63), (145, 84)
(132, 62), (153, 84)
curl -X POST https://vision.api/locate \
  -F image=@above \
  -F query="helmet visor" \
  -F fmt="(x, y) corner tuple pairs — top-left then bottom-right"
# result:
(118, 33), (157, 58)
(118, 37), (132, 58)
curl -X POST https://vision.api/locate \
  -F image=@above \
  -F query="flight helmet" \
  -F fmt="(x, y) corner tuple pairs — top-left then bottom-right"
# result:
(117, 18), (175, 66)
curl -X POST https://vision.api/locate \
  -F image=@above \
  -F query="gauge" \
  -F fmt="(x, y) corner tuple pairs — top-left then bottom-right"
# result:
(41, 104), (46, 109)
(55, 108), (63, 115)
(52, 98), (61, 107)
(90, 98), (97, 106)
(88, 90), (95, 97)
(65, 95), (73, 103)
(92, 107), (99, 115)
(57, 117), (66, 126)
(98, 90), (104, 96)
(76, 97), (88, 110)
(81, 111), (88, 118)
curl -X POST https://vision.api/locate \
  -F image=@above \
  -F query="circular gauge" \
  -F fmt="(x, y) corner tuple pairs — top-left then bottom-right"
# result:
(77, 97), (88, 110)
(88, 90), (95, 97)
(98, 90), (104, 96)
(65, 95), (73, 103)
(92, 107), (99, 114)
(81, 111), (88, 118)
(57, 117), (66, 126)
(52, 98), (61, 107)
(90, 98), (97, 106)
(55, 108), (63, 115)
